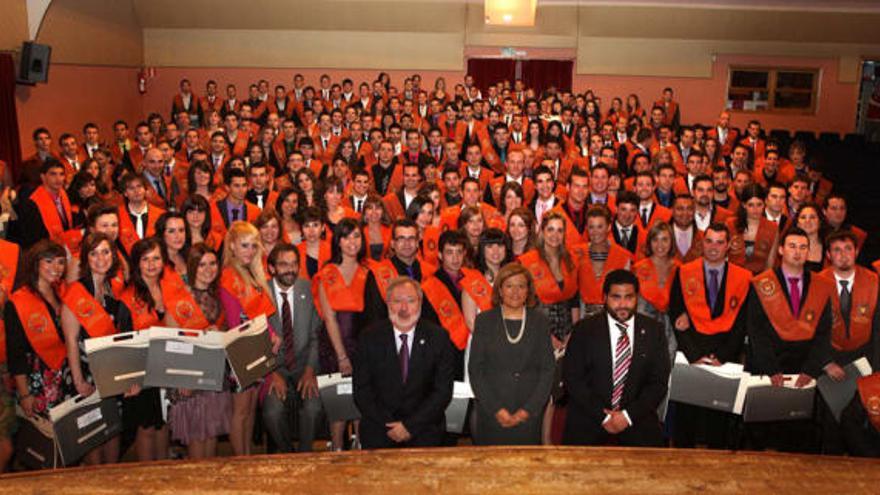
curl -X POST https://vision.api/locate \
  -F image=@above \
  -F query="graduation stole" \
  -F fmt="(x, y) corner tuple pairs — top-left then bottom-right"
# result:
(421, 275), (468, 350)
(858, 373), (880, 433)
(728, 218), (777, 273)
(312, 264), (368, 318)
(578, 243), (632, 305)
(420, 226), (441, 267)
(161, 269), (210, 330)
(118, 286), (162, 331)
(633, 258), (678, 313)
(367, 258), (398, 302)
(518, 249), (577, 305)
(30, 186), (82, 256)
(9, 287), (66, 370)
(752, 269), (833, 342)
(220, 267), (276, 320)
(680, 259), (751, 335)
(0, 239), (18, 364)
(60, 282), (116, 338)
(117, 204), (163, 255)
(821, 267), (879, 352)
(460, 268), (493, 312)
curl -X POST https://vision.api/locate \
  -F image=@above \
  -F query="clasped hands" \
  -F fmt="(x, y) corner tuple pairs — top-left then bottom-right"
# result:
(770, 372), (813, 388)
(495, 408), (529, 428)
(602, 409), (630, 434)
(385, 421), (412, 443)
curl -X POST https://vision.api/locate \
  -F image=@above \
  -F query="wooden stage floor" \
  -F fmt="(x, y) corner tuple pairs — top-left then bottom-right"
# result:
(1, 446), (879, 494)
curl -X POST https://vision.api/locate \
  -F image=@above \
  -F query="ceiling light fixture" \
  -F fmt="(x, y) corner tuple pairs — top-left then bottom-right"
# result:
(484, 0), (537, 26)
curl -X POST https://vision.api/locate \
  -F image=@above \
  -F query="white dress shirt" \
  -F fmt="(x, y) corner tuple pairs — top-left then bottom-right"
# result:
(394, 327), (414, 357)
(274, 282), (296, 324)
(834, 272), (856, 296)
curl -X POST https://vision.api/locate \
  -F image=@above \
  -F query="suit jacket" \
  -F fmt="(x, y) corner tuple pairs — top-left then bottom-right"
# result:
(353, 318), (455, 449)
(267, 278), (321, 380)
(562, 312), (670, 446)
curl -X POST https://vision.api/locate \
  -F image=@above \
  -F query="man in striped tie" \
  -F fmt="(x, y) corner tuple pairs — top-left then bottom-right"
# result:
(562, 269), (672, 447)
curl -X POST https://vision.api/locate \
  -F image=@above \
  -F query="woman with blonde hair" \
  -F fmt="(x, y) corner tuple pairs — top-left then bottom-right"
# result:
(219, 221), (278, 456)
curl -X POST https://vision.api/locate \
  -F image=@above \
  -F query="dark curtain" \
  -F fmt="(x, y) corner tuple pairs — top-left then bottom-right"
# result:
(467, 58), (516, 95)
(521, 60), (574, 98)
(0, 53), (22, 186)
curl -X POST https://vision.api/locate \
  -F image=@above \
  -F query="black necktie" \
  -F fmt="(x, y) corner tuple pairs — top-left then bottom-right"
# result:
(232, 208), (240, 222)
(355, 198), (363, 212)
(641, 207), (649, 227)
(840, 280), (852, 332)
(154, 178), (166, 201)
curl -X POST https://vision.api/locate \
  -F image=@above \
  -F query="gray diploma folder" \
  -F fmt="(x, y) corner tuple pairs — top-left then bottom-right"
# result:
(223, 315), (278, 391)
(48, 393), (122, 466)
(816, 357), (872, 422)
(669, 353), (748, 414)
(742, 376), (816, 422)
(143, 327), (226, 391)
(83, 330), (151, 398)
(317, 373), (361, 422)
(445, 381), (473, 433)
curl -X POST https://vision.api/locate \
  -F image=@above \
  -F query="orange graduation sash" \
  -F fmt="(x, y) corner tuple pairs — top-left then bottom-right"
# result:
(858, 373), (880, 432)
(460, 268), (494, 312)
(366, 258), (398, 302)
(9, 287), (66, 370)
(633, 258), (679, 313)
(578, 243), (633, 305)
(518, 249), (577, 305)
(118, 286), (161, 331)
(60, 282), (116, 338)
(117, 204), (165, 255)
(161, 268), (210, 330)
(421, 275), (469, 350)
(727, 217), (777, 274)
(752, 269), (834, 342)
(220, 267), (276, 319)
(312, 264), (368, 318)
(30, 186), (83, 256)
(819, 267), (878, 352)
(680, 259), (751, 335)
(0, 239), (19, 364)
(421, 225), (441, 267)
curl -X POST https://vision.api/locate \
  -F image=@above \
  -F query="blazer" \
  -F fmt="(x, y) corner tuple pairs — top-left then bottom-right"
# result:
(468, 307), (555, 445)
(562, 311), (670, 446)
(267, 278), (321, 380)
(353, 318), (455, 449)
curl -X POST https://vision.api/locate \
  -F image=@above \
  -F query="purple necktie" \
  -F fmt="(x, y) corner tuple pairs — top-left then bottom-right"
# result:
(788, 277), (801, 316)
(399, 333), (410, 384)
(708, 269), (720, 310)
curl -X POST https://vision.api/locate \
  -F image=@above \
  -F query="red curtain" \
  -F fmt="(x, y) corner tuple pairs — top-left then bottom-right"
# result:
(466, 58), (516, 95)
(521, 60), (573, 97)
(0, 53), (22, 186)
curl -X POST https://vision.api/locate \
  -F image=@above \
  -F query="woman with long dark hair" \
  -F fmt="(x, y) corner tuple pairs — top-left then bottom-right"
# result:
(61, 233), (132, 465)
(727, 184), (778, 274)
(314, 218), (369, 450)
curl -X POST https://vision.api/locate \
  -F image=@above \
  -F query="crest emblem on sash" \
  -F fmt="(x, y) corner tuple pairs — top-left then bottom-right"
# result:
(379, 266), (393, 281)
(439, 300), (456, 318)
(859, 304), (869, 316)
(176, 300), (195, 320)
(867, 396), (880, 415)
(76, 299), (95, 319)
(472, 281), (488, 298)
(533, 267), (544, 279)
(730, 236), (744, 252)
(684, 277), (698, 297)
(757, 239), (770, 252)
(27, 314), (48, 334)
(759, 279), (775, 296)
(325, 271), (338, 286)
(805, 310), (815, 322)
(730, 296), (738, 309)
(427, 239), (437, 252)
(0, 265), (9, 282)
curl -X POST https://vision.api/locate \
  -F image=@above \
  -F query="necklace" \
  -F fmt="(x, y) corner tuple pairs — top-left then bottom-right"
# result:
(501, 307), (527, 345)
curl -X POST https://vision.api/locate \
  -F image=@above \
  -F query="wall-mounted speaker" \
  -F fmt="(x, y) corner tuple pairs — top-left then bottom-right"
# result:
(18, 42), (52, 85)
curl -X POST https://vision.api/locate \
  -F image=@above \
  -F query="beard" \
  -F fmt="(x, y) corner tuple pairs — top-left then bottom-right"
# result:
(275, 271), (298, 288)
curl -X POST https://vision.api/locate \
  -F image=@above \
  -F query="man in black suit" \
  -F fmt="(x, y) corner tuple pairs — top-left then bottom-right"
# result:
(612, 191), (642, 255)
(529, 165), (560, 226)
(353, 277), (455, 449)
(563, 269), (671, 447)
(215, 168), (260, 227)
